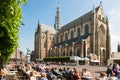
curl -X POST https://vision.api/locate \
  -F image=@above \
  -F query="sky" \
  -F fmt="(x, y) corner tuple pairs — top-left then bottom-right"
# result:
(19, 0), (120, 55)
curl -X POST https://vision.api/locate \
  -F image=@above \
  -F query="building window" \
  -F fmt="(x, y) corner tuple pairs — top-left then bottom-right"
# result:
(65, 33), (68, 40)
(77, 49), (81, 57)
(70, 50), (72, 56)
(61, 35), (63, 42)
(84, 24), (89, 35)
(63, 51), (65, 56)
(58, 51), (59, 57)
(77, 28), (81, 37)
(71, 30), (74, 39)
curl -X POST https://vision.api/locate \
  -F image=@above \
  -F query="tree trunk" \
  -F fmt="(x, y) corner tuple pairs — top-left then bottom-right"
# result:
(0, 58), (4, 71)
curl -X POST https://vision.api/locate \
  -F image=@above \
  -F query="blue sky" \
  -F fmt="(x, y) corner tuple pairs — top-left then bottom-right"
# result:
(19, 0), (120, 54)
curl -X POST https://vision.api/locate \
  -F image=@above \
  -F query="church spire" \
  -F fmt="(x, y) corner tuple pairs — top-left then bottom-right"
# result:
(92, 4), (95, 13)
(106, 14), (108, 22)
(38, 20), (41, 30)
(54, 2), (61, 31)
(99, 1), (102, 7)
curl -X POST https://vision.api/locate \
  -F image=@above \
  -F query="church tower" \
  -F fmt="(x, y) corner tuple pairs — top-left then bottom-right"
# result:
(54, 4), (61, 31)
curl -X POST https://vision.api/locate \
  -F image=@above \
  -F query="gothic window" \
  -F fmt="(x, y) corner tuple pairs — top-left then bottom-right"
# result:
(63, 51), (65, 56)
(71, 30), (74, 39)
(61, 35), (63, 42)
(84, 24), (89, 35)
(57, 50), (59, 57)
(77, 48), (81, 57)
(77, 28), (81, 37)
(65, 33), (68, 40)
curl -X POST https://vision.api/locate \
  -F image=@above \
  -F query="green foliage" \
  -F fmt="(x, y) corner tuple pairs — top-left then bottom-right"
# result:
(0, 0), (27, 62)
(43, 56), (70, 62)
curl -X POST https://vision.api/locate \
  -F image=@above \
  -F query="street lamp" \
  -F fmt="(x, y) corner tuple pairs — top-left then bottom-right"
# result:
(55, 46), (57, 57)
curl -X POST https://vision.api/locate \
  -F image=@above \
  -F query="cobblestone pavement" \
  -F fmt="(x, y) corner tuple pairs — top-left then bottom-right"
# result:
(49, 64), (107, 80)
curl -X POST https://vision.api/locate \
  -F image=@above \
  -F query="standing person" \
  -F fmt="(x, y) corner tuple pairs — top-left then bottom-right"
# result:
(38, 72), (48, 80)
(113, 63), (119, 76)
(106, 63), (113, 77)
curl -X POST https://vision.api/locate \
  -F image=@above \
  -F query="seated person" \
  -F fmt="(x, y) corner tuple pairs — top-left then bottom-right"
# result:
(82, 69), (92, 80)
(30, 72), (36, 80)
(38, 72), (48, 80)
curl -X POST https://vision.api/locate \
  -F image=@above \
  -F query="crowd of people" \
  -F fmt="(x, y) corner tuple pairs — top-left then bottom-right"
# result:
(0, 62), (120, 80)
(105, 63), (120, 80)
(0, 61), (92, 80)
(17, 62), (92, 80)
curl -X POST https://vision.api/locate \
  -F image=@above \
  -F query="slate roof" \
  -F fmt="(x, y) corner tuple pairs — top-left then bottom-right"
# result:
(53, 34), (90, 48)
(60, 6), (100, 32)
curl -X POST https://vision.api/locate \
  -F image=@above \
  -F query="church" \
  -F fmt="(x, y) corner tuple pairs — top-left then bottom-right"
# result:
(34, 2), (111, 65)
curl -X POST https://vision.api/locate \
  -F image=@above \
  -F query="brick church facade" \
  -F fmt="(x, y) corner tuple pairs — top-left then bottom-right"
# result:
(34, 2), (111, 65)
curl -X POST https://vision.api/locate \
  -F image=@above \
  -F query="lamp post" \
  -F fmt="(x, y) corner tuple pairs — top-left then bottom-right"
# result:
(55, 46), (57, 57)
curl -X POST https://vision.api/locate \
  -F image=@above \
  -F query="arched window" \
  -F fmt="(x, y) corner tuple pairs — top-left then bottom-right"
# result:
(63, 51), (65, 56)
(77, 28), (81, 37)
(70, 49), (72, 56)
(65, 33), (68, 40)
(71, 30), (74, 39)
(77, 48), (81, 57)
(61, 35), (63, 42)
(58, 50), (59, 57)
(84, 24), (89, 35)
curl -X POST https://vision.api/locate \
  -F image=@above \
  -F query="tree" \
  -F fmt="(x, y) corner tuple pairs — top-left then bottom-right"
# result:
(0, 0), (27, 70)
